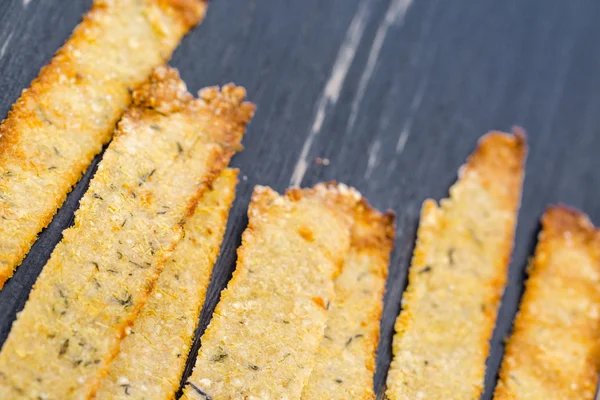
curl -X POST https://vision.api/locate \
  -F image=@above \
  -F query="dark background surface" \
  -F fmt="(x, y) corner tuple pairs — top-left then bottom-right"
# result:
(1, 0), (600, 398)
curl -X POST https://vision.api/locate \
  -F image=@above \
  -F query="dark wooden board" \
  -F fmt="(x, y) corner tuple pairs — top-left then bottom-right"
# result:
(1, 0), (600, 398)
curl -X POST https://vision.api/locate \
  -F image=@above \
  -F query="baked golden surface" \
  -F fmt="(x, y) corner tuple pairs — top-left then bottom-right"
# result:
(386, 131), (526, 400)
(182, 183), (361, 400)
(301, 202), (395, 399)
(0, 66), (253, 400)
(494, 206), (600, 400)
(0, 0), (206, 288)
(95, 169), (237, 399)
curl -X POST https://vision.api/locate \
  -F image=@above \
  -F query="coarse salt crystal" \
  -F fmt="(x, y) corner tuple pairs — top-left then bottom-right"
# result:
(199, 378), (212, 388)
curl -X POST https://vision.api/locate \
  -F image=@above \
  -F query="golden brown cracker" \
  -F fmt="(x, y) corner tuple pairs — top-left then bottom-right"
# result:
(386, 130), (526, 399)
(494, 206), (600, 400)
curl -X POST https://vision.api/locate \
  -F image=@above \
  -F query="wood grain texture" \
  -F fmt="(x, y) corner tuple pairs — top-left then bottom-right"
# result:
(1, 0), (600, 398)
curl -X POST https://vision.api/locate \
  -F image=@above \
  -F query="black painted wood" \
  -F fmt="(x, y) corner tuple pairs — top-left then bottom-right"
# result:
(1, 0), (600, 398)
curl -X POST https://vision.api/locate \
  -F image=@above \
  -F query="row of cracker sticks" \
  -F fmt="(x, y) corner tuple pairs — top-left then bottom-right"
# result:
(385, 131), (600, 400)
(0, 65), (255, 400)
(0, 6), (395, 394)
(0, 0), (209, 289)
(182, 183), (395, 400)
(0, 71), (395, 399)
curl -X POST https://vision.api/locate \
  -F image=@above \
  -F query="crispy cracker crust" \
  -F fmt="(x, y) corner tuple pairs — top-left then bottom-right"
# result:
(182, 183), (362, 400)
(386, 130), (526, 400)
(95, 169), (237, 400)
(159, 0), (208, 27)
(0, 0), (207, 289)
(302, 201), (395, 399)
(0, 66), (253, 400)
(494, 206), (600, 400)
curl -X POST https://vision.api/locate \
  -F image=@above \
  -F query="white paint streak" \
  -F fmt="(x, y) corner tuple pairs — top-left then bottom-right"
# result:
(395, 129), (410, 154)
(0, 32), (13, 60)
(347, 0), (414, 133)
(365, 139), (381, 179)
(396, 74), (429, 152)
(289, 1), (370, 187)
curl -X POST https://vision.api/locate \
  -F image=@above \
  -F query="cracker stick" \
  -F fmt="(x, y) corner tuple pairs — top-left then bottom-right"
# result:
(301, 202), (395, 399)
(386, 130), (526, 400)
(0, 0), (207, 288)
(95, 168), (238, 399)
(494, 206), (600, 400)
(0, 66), (254, 400)
(182, 183), (362, 400)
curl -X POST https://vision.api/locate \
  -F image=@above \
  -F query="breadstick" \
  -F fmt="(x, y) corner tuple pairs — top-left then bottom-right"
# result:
(386, 130), (526, 399)
(494, 206), (600, 400)
(0, 66), (254, 400)
(182, 183), (361, 400)
(301, 202), (395, 399)
(95, 168), (238, 399)
(0, 0), (207, 288)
